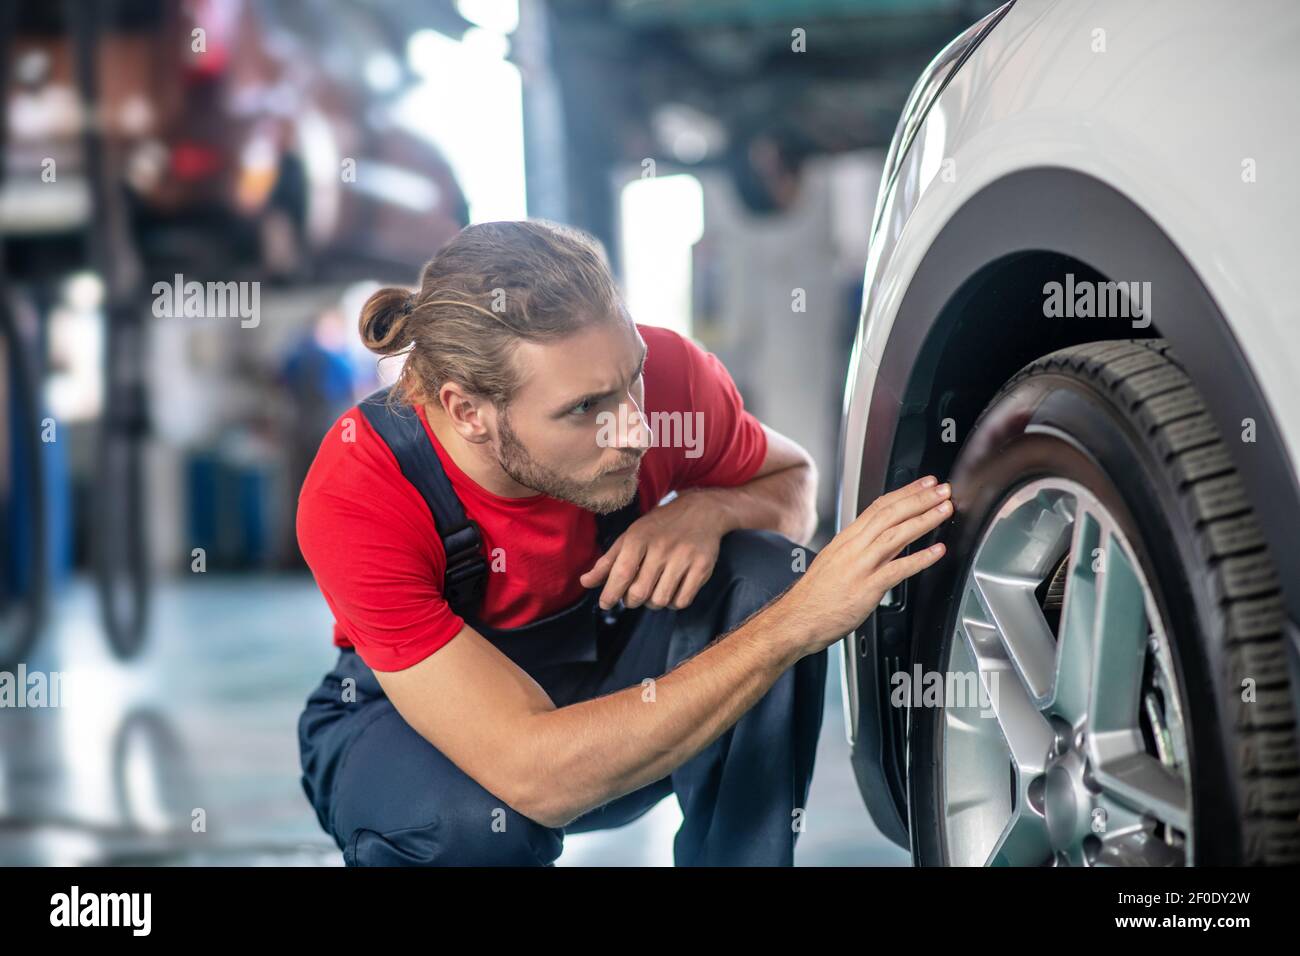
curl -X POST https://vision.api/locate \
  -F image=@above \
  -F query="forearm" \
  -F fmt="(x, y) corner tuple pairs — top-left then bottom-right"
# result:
(685, 462), (818, 546)
(514, 593), (813, 828)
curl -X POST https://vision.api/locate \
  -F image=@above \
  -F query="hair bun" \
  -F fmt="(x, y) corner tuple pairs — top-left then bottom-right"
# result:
(359, 286), (416, 356)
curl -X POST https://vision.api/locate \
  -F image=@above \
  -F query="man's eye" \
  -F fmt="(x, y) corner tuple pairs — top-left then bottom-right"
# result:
(570, 399), (594, 416)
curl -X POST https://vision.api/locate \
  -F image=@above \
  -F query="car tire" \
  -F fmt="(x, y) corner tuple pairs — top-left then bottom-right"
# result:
(907, 339), (1300, 865)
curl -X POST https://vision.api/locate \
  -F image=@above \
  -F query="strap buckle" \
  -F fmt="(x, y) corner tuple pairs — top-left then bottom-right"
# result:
(442, 521), (488, 610)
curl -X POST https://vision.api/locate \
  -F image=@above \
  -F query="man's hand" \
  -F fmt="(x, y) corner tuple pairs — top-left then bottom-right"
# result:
(375, 476), (953, 831)
(779, 475), (952, 653)
(579, 490), (731, 611)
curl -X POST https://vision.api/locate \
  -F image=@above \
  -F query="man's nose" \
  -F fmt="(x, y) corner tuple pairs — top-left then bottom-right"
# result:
(614, 400), (652, 450)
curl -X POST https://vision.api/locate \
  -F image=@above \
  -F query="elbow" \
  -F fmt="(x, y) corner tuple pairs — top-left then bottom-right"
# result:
(509, 777), (582, 830)
(497, 729), (587, 829)
(524, 805), (579, 831)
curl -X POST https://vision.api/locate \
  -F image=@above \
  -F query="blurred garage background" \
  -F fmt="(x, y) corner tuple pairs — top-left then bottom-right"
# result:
(0, 0), (999, 865)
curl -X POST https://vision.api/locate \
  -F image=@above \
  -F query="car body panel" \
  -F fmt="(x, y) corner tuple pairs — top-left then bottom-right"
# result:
(837, 0), (1300, 845)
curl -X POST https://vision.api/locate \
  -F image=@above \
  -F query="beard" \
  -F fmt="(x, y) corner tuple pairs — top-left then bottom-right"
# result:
(496, 411), (641, 514)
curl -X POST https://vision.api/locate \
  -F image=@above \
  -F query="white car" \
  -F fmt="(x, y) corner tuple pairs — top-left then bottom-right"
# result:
(837, 0), (1299, 866)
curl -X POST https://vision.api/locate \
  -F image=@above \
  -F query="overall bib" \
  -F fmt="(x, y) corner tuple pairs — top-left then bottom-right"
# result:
(297, 388), (828, 865)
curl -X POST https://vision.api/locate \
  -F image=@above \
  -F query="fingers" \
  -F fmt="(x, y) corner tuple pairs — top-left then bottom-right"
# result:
(864, 495), (953, 568)
(850, 475), (938, 532)
(647, 551), (693, 609)
(669, 559), (712, 610)
(855, 481), (951, 546)
(873, 541), (947, 590)
(579, 537), (623, 588)
(598, 537), (648, 609)
(623, 550), (667, 609)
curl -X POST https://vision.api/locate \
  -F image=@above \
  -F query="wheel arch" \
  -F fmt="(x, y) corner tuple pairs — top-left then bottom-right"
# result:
(849, 166), (1300, 849)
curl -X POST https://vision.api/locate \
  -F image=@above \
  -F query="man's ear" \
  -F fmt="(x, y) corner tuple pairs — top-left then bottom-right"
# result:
(438, 382), (493, 444)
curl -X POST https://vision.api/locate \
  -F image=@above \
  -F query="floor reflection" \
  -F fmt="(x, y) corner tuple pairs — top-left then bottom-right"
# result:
(0, 575), (907, 866)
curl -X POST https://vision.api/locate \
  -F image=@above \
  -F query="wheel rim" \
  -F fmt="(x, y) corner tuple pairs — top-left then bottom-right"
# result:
(941, 477), (1192, 866)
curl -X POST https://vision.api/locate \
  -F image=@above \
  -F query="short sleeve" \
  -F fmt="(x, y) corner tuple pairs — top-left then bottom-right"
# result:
(296, 438), (465, 672)
(656, 329), (768, 490)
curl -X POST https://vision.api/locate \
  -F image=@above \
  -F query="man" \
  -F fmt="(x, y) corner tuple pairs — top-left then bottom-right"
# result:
(295, 220), (951, 865)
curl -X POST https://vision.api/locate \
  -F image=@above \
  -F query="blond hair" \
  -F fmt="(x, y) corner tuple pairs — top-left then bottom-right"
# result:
(359, 220), (624, 408)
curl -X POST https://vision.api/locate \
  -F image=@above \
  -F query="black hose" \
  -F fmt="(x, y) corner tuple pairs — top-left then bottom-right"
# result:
(0, 0), (47, 668)
(68, 0), (151, 657)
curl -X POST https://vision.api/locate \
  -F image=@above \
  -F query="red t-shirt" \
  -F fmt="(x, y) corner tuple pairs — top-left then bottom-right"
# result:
(296, 324), (768, 671)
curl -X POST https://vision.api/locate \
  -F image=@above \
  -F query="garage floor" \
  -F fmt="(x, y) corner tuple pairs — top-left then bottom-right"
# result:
(0, 577), (909, 866)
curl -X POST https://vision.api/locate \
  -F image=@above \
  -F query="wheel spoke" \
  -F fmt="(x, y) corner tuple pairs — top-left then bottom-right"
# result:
(1050, 507), (1101, 723)
(971, 571), (1057, 705)
(985, 807), (1051, 866)
(1092, 750), (1190, 834)
(967, 491), (1072, 705)
(1088, 530), (1149, 738)
(944, 615), (1020, 866)
(959, 615), (1055, 779)
(1077, 515), (1190, 834)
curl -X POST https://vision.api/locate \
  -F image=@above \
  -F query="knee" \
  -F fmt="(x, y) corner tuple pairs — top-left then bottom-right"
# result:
(713, 529), (813, 605)
(344, 802), (563, 867)
(332, 709), (564, 867)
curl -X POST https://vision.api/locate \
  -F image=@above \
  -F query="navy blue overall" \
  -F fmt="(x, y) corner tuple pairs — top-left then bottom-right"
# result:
(297, 388), (828, 865)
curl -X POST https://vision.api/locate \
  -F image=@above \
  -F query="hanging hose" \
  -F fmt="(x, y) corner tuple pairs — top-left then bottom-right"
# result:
(68, 0), (150, 657)
(0, 0), (47, 668)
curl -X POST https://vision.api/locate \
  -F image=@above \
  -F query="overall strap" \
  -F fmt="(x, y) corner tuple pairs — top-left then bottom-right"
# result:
(358, 387), (488, 616)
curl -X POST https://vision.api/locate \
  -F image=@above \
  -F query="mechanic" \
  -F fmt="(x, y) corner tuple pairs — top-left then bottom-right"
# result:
(295, 219), (951, 866)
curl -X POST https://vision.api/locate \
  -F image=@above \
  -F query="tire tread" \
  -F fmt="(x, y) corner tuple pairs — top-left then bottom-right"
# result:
(997, 339), (1300, 864)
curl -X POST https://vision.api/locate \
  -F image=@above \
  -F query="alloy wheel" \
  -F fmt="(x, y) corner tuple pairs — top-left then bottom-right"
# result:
(939, 478), (1191, 866)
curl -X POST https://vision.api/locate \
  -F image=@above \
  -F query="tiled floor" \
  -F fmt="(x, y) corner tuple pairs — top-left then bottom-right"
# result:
(0, 575), (909, 866)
